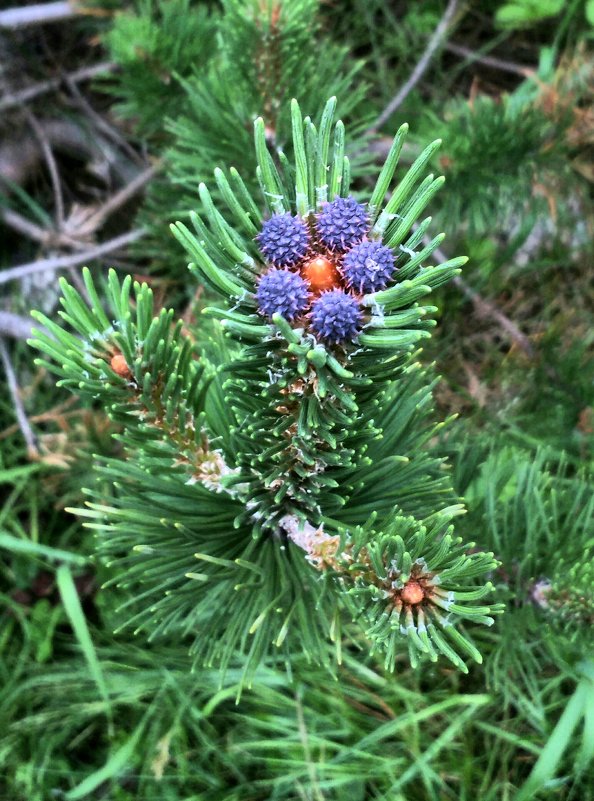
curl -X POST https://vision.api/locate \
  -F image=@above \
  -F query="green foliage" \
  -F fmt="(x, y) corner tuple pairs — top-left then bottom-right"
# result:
(459, 444), (594, 657)
(496, 0), (566, 27)
(422, 93), (565, 236)
(452, 440), (594, 787)
(337, 511), (501, 673)
(496, 0), (594, 30)
(105, 0), (368, 277)
(29, 98), (501, 682)
(515, 659), (594, 801)
(167, 0), (367, 173)
(0, 622), (492, 801)
(103, 0), (219, 138)
(4, 2), (594, 798)
(545, 560), (594, 641)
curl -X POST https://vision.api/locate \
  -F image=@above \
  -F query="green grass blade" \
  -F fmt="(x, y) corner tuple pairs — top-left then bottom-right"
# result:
(577, 661), (594, 770)
(64, 719), (145, 800)
(515, 680), (588, 801)
(0, 531), (87, 564)
(392, 698), (489, 790)
(56, 565), (112, 726)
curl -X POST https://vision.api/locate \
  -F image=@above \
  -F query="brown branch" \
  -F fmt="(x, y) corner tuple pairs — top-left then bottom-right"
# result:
(0, 396), (80, 441)
(0, 119), (139, 187)
(2, 160), (155, 254)
(0, 339), (38, 457)
(432, 243), (534, 358)
(1, 206), (95, 251)
(0, 61), (117, 113)
(23, 109), (64, 228)
(367, 0), (461, 134)
(0, 208), (49, 244)
(451, 273), (534, 357)
(0, 2), (78, 29)
(82, 164), (160, 231)
(0, 119), (96, 186)
(64, 72), (145, 167)
(0, 311), (46, 340)
(445, 42), (535, 78)
(0, 229), (145, 286)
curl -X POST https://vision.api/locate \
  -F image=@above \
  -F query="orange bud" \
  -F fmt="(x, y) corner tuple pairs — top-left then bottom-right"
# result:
(401, 580), (424, 605)
(110, 353), (131, 379)
(302, 256), (340, 293)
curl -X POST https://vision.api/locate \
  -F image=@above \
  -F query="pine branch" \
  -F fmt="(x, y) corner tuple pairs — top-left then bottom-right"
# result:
(30, 97), (502, 680)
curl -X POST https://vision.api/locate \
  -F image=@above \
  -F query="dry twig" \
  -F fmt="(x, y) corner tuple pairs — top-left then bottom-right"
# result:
(0, 119), (139, 186)
(0, 62), (116, 113)
(0, 339), (38, 457)
(0, 396), (80, 441)
(0, 2), (78, 29)
(0, 208), (50, 245)
(0, 312), (45, 340)
(23, 109), (65, 228)
(445, 42), (535, 78)
(432, 243), (535, 358)
(64, 73), (143, 166)
(81, 164), (160, 231)
(0, 229), (145, 286)
(451, 273), (534, 357)
(367, 0), (461, 134)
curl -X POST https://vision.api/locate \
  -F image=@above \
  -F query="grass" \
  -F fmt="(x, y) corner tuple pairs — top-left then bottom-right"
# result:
(1, 0), (593, 798)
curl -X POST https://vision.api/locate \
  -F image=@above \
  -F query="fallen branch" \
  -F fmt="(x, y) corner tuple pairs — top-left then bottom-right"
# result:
(0, 312), (45, 340)
(432, 243), (534, 358)
(0, 208), (50, 245)
(0, 118), (139, 187)
(0, 2), (78, 29)
(64, 72), (143, 166)
(367, 0), (461, 134)
(0, 339), (38, 458)
(0, 229), (145, 286)
(445, 42), (534, 78)
(452, 273), (534, 357)
(0, 396), (80, 442)
(0, 61), (116, 113)
(24, 109), (65, 228)
(82, 164), (160, 231)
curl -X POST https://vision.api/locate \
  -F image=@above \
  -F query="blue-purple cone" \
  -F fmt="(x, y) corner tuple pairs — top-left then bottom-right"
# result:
(257, 213), (309, 268)
(310, 289), (362, 344)
(256, 268), (310, 320)
(342, 240), (395, 294)
(316, 195), (369, 251)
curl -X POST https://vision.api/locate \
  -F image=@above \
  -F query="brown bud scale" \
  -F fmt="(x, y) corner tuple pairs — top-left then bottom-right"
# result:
(110, 353), (132, 379)
(400, 580), (425, 605)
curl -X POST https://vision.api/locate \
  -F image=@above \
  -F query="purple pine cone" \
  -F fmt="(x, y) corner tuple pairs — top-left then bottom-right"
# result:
(316, 196), (369, 251)
(257, 213), (309, 268)
(342, 240), (395, 294)
(256, 268), (310, 320)
(310, 289), (362, 344)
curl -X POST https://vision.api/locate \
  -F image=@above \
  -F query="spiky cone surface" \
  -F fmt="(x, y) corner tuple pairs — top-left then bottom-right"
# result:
(256, 212), (310, 267)
(316, 195), (369, 250)
(342, 240), (396, 294)
(309, 289), (362, 343)
(256, 268), (311, 319)
(30, 98), (501, 681)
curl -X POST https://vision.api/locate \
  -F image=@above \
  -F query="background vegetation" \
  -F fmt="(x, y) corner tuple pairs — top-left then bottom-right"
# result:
(0, 1), (592, 798)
